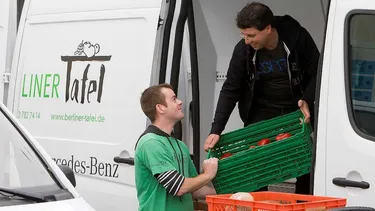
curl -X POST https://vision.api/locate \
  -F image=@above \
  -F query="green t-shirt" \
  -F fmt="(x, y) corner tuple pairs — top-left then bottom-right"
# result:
(135, 132), (198, 211)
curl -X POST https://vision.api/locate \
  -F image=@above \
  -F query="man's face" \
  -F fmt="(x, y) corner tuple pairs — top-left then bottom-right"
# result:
(159, 88), (184, 122)
(240, 25), (271, 50)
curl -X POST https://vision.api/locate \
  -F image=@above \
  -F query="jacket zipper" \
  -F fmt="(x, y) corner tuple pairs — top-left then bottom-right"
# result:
(251, 51), (257, 82)
(251, 51), (257, 93)
(282, 42), (298, 103)
(242, 49), (256, 123)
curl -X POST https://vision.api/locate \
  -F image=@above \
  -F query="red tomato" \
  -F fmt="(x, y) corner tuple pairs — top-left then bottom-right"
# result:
(220, 152), (232, 159)
(276, 133), (291, 141)
(257, 138), (271, 146)
(249, 146), (256, 149)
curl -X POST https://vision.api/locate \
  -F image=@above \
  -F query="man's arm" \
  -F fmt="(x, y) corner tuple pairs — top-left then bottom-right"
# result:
(154, 170), (212, 196)
(155, 170), (185, 196)
(176, 173), (214, 196)
(192, 185), (216, 200)
(210, 41), (248, 135)
(140, 140), (218, 197)
(155, 158), (218, 197)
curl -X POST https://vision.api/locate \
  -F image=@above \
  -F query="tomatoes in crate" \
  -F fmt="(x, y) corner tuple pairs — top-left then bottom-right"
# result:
(276, 133), (291, 141)
(220, 152), (232, 159)
(257, 138), (270, 146)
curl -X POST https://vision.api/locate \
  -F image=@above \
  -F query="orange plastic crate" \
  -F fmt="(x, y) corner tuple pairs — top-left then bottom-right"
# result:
(206, 192), (346, 211)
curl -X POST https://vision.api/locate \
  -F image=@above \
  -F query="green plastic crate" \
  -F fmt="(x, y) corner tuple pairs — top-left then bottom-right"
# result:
(207, 110), (313, 194)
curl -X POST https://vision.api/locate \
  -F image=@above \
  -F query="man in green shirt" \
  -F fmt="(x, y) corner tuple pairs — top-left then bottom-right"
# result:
(135, 83), (218, 211)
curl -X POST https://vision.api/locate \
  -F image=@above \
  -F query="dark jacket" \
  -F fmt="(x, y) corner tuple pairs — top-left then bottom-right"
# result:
(210, 15), (320, 135)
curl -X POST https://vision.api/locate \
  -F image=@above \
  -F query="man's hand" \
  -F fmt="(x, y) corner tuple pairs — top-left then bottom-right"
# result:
(204, 134), (220, 151)
(298, 100), (310, 123)
(176, 158), (218, 196)
(202, 158), (219, 179)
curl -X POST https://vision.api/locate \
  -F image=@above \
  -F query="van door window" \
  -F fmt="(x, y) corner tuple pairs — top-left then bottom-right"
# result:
(0, 108), (60, 194)
(347, 13), (375, 138)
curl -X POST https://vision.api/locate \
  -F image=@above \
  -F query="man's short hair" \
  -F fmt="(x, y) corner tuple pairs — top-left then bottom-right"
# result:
(236, 2), (274, 30)
(140, 83), (173, 122)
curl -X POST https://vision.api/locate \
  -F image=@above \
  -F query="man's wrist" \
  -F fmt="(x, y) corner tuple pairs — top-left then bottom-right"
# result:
(210, 123), (224, 135)
(202, 172), (214, 180)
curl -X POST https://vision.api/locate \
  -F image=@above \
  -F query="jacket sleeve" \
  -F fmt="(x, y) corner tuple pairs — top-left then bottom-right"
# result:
(210, 42), (247, 135)
(298, 27), (320, 105)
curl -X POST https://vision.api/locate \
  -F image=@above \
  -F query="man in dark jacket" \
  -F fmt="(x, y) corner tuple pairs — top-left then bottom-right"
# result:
(203, 2), (319, 194)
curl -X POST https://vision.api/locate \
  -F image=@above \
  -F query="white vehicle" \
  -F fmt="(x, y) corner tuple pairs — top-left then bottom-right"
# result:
(0, 101), (95, 210)
(1, 0), (375, 210)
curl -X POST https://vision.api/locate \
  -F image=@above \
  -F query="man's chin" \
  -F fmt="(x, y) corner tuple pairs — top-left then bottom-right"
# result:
(177, 114), (185, 121)
(249, 44), (262, 50)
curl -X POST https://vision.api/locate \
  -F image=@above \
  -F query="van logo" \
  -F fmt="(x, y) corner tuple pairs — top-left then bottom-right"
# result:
(61, 40), (112, 104)
(74, 40), (100, 58)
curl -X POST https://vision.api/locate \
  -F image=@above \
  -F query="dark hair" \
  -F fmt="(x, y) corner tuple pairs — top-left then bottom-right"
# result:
(236, 2), (274, 30)
(140, 83), (173, 122)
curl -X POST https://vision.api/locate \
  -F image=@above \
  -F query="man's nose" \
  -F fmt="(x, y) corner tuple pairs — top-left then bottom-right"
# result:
(244, 37), (252, 45)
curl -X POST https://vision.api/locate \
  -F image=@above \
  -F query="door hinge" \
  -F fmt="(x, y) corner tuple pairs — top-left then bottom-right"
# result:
(216, 71), (227, 82)
(187, 69), (192, 81)
(157, 16), (164, 29)
(2, 72), (11, 84)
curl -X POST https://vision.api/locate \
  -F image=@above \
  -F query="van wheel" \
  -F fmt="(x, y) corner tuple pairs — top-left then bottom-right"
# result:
(328, 207), (375, 211)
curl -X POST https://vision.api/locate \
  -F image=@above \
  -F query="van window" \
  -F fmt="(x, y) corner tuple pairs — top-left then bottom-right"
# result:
(348, 13), (375, 137)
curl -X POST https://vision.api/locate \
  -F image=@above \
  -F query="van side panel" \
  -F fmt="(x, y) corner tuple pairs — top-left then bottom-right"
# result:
(9, 1), (162, 210)
(28, 0), (163, 15)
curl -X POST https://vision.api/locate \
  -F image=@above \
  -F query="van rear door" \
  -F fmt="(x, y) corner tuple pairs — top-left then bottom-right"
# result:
(0, 0), (16, 104)
(7, 0), (162, 210)
(315, 0), (375, 207)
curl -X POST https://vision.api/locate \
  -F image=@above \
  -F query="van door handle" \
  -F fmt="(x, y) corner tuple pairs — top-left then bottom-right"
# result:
(113, 156), (134, 166)
(332, 177), (370, 189)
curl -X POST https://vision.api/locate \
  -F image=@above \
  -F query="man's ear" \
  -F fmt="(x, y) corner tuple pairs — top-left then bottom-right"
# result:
(266, 25), (272, 34)
(156, 104), (165, 114)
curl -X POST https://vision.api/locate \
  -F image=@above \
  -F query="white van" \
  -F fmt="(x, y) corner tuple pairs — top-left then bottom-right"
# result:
(1, 0), (375, 210)
(0, 101), (95, 210)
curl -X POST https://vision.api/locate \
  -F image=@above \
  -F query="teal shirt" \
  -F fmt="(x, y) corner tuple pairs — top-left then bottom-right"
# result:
(135, 132), (198, 211)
